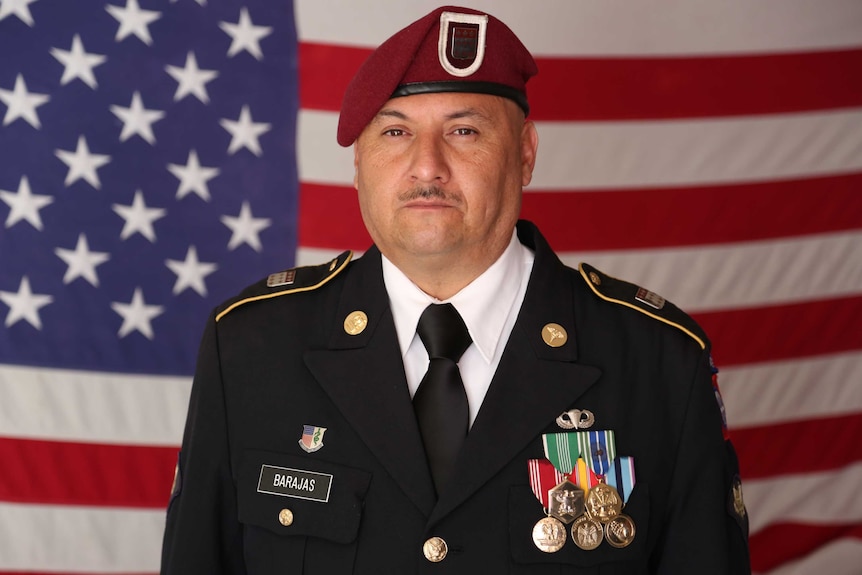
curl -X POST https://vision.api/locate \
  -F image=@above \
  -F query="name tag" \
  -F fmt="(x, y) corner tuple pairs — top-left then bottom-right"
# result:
(257, 465), (333, 503)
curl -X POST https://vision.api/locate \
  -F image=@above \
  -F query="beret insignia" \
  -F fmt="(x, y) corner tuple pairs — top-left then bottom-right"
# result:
(439, 12), (487, 77)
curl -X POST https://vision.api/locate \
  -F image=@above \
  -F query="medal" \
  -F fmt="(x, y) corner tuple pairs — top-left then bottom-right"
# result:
(527, 459), (568, 552)
(605, 513), (636, 548)
(573, 457), (599, 493)
(532, 516), (567, 553)
(547, 478), (585, 524)
(571, 514), (604, 550)
(578, 430), (617, 476)
(584, 482), (624, 523)
(542, 432), (581, 474)
(606, 456), (636, 504)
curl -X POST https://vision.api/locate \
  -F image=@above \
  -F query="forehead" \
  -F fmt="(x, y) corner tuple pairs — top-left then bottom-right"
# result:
(372, 92), (519, 123)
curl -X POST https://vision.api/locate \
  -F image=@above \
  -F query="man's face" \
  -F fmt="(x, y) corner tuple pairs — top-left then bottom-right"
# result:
(353, 92), (538, 271)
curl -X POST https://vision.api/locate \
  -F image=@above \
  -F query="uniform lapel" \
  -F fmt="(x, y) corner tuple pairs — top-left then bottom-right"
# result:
(303, 248), (437, 517)
(429, 222), (602, 525)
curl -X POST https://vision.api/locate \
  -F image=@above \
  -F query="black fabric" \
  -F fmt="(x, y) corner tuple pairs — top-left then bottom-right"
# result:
(391, 81), (531, 116)
(412, 303), (472, 495)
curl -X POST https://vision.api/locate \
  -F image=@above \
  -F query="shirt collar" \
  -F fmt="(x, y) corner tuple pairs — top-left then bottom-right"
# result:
(382, 230), (529, 364)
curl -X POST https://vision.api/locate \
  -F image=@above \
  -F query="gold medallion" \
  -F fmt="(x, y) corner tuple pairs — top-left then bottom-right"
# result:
(547, 479), (585, 524)
(585, 482), (623, 523)
(532, 516), (567, 553)
(571, 514), (603, 550)
(542, 323), (567, 347)
(343, 311), (368, 335)
(605, 513), (636, 548)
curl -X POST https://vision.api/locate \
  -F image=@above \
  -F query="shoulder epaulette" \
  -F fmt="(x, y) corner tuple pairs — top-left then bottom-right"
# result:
(578, 263), (708, 350)
(215, 250), (353, 322)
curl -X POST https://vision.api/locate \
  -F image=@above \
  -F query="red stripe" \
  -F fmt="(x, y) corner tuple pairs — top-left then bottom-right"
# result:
(298, 173), (862, 251)
(300, 42), (862, 120)
(0, 436), (176, 508)
(694, 296), (862, 368)
(733, 413), (862, 480)
(750, 522), (862, 572)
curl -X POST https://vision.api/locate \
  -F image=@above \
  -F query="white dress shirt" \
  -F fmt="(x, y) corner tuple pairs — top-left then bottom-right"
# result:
(382, 230), (535, 427)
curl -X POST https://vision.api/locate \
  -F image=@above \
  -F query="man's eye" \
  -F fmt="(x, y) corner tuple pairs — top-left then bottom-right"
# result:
(453, 128), (477, 136)
(383, 128), (405, 137)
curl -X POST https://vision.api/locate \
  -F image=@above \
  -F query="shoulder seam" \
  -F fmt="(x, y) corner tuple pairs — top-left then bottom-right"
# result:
(215, 252), (353, 322)
(577, 264), (706, 350)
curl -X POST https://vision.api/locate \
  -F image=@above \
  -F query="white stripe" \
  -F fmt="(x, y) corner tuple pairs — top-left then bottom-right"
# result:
(745, 461), (862, 534)
(0, 502), (162, 571)
(298, 108), (862, 190)
(721, 352), (862, 429)
(759, 538), (862, 575)
(296, 0), (862, 55)
(298, 230), (862, 313)
(563, 231), (862, 313)
(0, 364), (190, 446)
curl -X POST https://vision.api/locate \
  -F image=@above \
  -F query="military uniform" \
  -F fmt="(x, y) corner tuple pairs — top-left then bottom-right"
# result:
(161, 221), (749, 574)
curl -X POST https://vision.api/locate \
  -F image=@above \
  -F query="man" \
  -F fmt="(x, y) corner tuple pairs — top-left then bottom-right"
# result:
(161, 6), (750, 574)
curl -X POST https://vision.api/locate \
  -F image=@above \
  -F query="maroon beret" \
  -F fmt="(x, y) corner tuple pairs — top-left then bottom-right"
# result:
(337, 6), (538, 146)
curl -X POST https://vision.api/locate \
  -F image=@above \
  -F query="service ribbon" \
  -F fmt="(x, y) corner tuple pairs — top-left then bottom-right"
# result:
(573, 457), (599, 492)
(577, 430), (617, 477)
(542, 433), (581, 474)
(606, 456), (637, 504)
(528, 459), (566, 509)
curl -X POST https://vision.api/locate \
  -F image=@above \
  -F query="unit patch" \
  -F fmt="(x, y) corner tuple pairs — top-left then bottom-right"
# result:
(257, 464), (333, 503)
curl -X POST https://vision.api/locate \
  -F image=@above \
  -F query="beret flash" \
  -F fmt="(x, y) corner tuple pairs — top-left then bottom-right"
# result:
(337, 6), (538, 147)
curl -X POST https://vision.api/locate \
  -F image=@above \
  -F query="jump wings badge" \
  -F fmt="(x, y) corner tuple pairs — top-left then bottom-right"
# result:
(299, 425), (326, 453)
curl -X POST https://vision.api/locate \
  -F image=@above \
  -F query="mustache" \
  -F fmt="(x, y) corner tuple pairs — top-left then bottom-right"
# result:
(397, 186), (461, 203)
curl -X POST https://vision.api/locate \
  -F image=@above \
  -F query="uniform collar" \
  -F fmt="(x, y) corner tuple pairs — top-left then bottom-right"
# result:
(382, 230), (532, 364)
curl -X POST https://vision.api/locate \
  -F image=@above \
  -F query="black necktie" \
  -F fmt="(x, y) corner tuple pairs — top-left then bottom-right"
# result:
(413, 303), (472, 495)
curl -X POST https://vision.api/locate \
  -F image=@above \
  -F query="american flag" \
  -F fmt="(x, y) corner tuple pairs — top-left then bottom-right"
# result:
(1, 1), (860, 573)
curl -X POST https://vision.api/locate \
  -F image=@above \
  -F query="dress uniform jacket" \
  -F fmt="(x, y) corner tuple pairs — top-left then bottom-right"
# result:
(161, 220), (750, 574)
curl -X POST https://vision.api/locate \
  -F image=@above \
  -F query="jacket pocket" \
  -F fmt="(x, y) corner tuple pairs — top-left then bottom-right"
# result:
(509, 482), (650, 573)
(237, 449), (372, 574)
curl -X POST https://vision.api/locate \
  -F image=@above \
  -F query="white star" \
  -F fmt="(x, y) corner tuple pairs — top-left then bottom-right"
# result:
(55, 135), (111, 189)
(219, 105), (271, 156)
(165, 51), (218, 104)
(0, 175), (53, 230)
(221, 201), (271, 252)
(110, 91), (165, 145)
(50, 34), (107, 90)
(219, 7), (272, 60)
(165, 245), (218, 296)
(0, 0), (38, 26)
(0, 74), (50, 129)
(112, 189), (166, 242)
(167, 149), (220, 201)
(106, 0), (161, 45)
(170, 0), (205, 5)
(54, 233), (110, 287)
(111, 287), (164, 339)
(0, 276), (53, 329)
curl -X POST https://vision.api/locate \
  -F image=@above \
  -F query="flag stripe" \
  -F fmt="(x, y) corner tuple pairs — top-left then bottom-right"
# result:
(694, 296), (862, 366)
(301, 43), (862, 120)
(743, 461), (862, 534)
(296, 0), (862, 56)
(300, 172), (862, 251)
(0, 364), (190, 445)
(750, 523), (862, 573)
(733, 413), (862, 480)
(0, 437), (175, 509)
(720, 351), (862, 428)
(298, 108), (862, 189)
(0, 502), (162, 572)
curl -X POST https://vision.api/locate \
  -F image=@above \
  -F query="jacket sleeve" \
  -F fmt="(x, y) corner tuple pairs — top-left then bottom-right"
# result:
(161, 313), (246, 574)
(655, 346), (751, 574)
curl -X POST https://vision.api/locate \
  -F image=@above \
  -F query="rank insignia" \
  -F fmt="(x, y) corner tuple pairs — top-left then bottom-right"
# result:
(298, 425), (327, 453)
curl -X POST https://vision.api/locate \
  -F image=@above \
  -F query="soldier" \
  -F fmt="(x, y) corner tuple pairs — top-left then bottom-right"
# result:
(161, 5), (750, 573)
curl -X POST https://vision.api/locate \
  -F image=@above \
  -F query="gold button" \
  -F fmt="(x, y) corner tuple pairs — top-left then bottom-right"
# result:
(589, 272), (601, 285)
(343, 311), (368, 335)
(542, 323), (567, 347)
(278, 508), (294, 526)
(423, 536), (448, 562)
